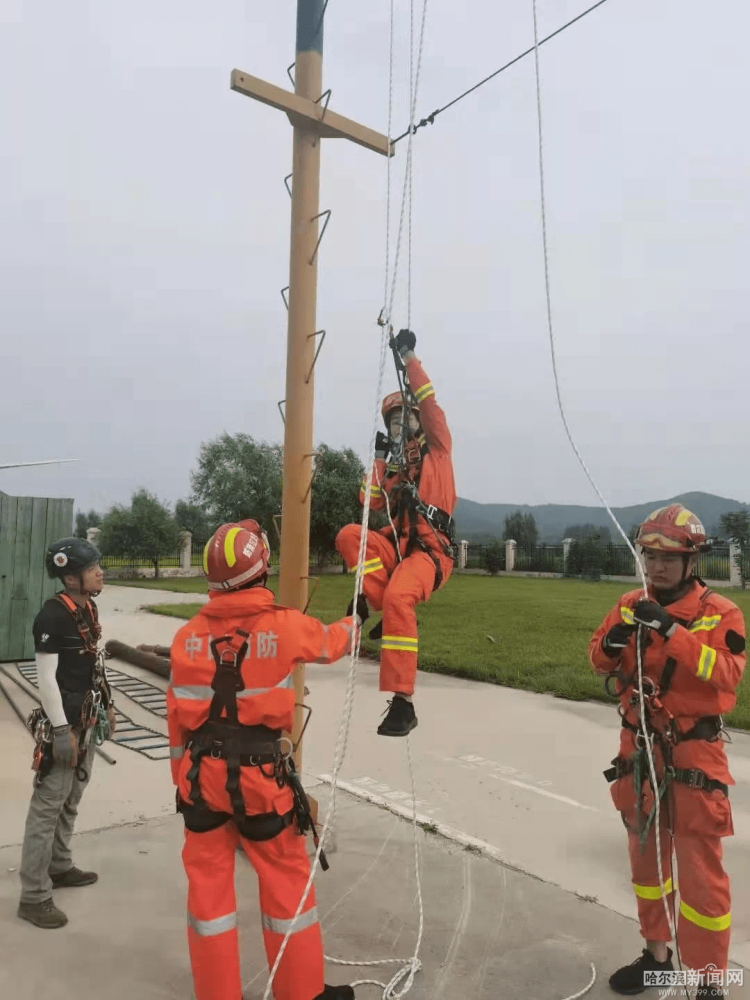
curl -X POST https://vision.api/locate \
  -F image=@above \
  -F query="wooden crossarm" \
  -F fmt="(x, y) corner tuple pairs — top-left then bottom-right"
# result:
(231, 70), (394, 157)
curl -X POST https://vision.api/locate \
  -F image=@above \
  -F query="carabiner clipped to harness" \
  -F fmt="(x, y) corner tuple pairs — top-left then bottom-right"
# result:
(284, 758), (329, 872)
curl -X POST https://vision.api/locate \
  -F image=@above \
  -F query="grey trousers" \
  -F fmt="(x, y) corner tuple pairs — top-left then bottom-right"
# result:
(19, 747), (95, 904)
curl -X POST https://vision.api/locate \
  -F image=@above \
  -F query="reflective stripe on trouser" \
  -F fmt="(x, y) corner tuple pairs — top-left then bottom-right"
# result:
(335, 524), (397, 612)
(380, 549), (446, 695)
(249, 824), (324, 1000)
(624, 808), (731, 973)
(182, 822), (324, 1000)
(19, 751), (95, 904)
(183, 824), (242, 1000)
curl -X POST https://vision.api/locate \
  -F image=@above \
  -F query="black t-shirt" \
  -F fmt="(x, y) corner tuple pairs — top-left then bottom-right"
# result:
(33, 595), (99, 725)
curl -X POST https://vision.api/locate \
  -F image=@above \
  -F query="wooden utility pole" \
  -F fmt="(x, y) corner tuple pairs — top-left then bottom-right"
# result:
(232, 0), (392, 774)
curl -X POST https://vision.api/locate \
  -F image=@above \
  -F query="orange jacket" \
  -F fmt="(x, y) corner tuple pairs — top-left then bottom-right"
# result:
(167, 587), (358, 786)
(589, 582), (745, 783)
(361, 357), (457, 547)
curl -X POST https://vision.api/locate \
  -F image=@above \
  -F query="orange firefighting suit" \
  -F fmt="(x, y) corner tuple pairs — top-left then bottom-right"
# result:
(589, 581), (745, 975)
(335, 356), (457, 695)
(167, 587), (359, 1000)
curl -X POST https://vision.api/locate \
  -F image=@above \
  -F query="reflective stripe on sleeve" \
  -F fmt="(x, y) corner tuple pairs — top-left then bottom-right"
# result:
(696, 644), (717, 682)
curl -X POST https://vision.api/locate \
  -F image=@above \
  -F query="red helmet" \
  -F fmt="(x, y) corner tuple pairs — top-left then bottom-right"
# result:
(381, 391), (419, 427)
(202, 519), (270, 591)
(635, 504), (707, 554)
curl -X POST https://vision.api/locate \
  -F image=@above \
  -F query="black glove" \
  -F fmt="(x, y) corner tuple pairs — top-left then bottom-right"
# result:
(632, 600), (677, 639)
(375, 431), (390, 458)
(394, 328), (416, 357)
(601, 623), (637, 658)
(346, 594), (370, 626)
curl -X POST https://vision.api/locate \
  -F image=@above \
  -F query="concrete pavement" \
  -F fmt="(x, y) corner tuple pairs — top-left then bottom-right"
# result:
(0, 783), (667, 1000)
(1, 583), (747, 998)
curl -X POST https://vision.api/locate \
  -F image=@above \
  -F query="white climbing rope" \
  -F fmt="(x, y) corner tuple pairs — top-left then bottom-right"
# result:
(258, 3), (430, 998)
(530, 0), (677, 974)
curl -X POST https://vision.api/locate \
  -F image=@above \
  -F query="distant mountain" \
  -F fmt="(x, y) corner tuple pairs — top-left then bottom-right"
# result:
(454, 492), (750, 543)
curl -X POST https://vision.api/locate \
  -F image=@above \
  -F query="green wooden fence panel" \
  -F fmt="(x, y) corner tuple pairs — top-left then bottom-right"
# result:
(0, 492), (19, 660)
(0, 490), (73, 662)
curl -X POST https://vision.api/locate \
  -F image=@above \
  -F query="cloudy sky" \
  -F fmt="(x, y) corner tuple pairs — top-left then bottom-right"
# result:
(2, 0), (749, 518)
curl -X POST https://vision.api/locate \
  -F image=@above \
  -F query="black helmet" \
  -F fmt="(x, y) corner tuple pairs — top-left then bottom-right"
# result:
(45, 537), (102, 580)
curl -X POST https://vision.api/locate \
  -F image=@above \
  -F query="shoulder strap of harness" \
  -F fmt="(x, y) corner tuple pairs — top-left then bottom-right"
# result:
(55, 593), (102, 653)
(208, 629), (250, 725)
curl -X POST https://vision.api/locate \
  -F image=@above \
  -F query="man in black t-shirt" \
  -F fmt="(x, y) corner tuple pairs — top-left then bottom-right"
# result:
(18, 537), (114, 930)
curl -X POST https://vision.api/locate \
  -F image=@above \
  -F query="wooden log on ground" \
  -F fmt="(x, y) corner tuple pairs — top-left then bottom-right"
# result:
(104, 639), (170, 679)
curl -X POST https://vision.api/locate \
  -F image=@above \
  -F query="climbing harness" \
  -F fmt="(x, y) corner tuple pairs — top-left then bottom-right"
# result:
(175, 628), (325, 858)
(25, 595), (114, 781)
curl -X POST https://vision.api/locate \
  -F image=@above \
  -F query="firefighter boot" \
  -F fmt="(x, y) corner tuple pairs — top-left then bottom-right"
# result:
(608, 947), (674, 994)
(313, 987), (355, 999)
(377, 695), (418, 737)
(18, 898), (69, 929)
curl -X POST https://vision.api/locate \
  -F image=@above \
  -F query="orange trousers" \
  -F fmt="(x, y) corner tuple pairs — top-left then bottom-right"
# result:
(335, 524), (453, 695)
(621, 796), (732, 975)
(182, 821), (324, 1000)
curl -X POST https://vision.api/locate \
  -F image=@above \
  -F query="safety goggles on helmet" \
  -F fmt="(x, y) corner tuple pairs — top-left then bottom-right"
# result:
(635, 504), (707, 554)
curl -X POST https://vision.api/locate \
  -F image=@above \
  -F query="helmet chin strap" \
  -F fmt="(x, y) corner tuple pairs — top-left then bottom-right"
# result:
(653, 555), (695, 606)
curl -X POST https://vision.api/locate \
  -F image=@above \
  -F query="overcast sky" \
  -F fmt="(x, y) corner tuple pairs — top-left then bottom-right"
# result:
(2, 0), (749, 518)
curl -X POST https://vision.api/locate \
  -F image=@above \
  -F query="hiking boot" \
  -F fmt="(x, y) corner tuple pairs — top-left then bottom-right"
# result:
(313, 986), (355, 1000)
(50, 867), (98, 888)
(608, 947), (674, 994)
(377, 696), (418, 737)
(18, 898), (68, 929)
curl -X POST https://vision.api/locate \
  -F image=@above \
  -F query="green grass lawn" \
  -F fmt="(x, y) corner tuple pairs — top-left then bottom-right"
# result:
(122, 574), (750, 730)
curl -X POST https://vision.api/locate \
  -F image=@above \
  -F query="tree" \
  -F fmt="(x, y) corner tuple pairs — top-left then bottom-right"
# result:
(75, 509), (102, 539)
(175, 500), (213, 548)
(564, 536), (605, 580)
(480, 541), (505, 575)
(503, 511), (538, 549)
(190, 433), (283, 544)
(309, 445), (365, 567)
(719, 510), (750, 588)
(563, 523), (611, 543)
(99, 489), (181, 578)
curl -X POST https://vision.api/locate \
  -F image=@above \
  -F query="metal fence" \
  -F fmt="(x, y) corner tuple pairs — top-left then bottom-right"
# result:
(100, 551), (181, 570)
(515, 544), (565, 573)
(463, 542), (733, 581)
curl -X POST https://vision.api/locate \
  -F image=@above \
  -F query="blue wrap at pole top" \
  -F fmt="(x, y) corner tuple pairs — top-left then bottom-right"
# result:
(296, 0), (326, 55)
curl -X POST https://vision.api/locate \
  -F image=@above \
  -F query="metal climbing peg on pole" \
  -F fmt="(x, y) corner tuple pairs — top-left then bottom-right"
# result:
(231, 0), (393, 777)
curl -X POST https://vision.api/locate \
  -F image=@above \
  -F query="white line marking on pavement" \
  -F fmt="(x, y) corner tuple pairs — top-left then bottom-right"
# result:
(445, 753), (597, 811)
(503, 778), (598, 811)
(317, 774), (548, 882)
